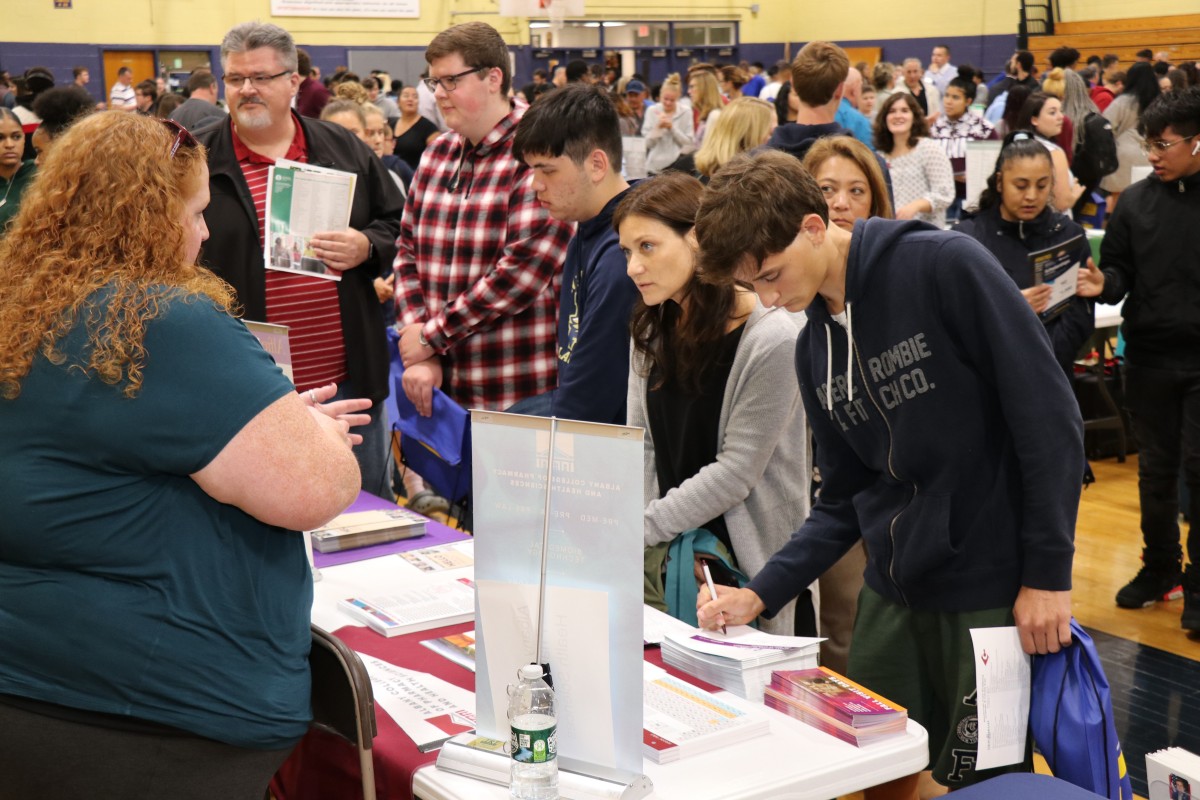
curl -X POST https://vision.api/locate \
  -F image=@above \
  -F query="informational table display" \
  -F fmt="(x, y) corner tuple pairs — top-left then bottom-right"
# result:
(470, 411), (645, 774)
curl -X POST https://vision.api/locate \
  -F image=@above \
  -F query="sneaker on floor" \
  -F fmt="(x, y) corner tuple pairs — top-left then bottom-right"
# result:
(1183, 566), (1200, 631)
(1115, 563), (1183, 609)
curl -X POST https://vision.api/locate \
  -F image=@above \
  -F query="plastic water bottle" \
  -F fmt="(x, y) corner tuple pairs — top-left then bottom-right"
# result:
(508, 664), (558, 799)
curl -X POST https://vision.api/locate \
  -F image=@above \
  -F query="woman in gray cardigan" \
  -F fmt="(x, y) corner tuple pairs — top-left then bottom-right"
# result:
(616, 172), (811, 636)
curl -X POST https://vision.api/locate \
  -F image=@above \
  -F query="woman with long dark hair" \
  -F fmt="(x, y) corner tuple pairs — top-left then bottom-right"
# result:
(617, 172), (810, 635)
(1015, 91), (1086, 213)
(1101, 61), (1161, 204)
(0, 108), (35, 234)
(956, 131), (1093, 378)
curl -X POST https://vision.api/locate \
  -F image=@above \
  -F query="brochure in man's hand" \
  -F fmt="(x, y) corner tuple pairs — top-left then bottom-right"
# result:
(263, 159), (356, 281)
(1029, 233), (1084, 321)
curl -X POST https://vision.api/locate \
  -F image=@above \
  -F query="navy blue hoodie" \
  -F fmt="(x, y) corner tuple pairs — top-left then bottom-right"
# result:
(550, 187), (640, 424)
(748, 218), (1082, 614)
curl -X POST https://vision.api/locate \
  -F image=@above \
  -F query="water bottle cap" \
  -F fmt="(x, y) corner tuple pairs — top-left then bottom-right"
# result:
(519, 664), (545, 681)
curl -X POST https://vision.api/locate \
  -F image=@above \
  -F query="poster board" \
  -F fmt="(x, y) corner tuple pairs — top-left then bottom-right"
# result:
(471, 411), (644, 773)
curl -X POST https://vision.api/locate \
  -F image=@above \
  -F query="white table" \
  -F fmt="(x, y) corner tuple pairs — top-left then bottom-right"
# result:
(312, 547), (930, 800)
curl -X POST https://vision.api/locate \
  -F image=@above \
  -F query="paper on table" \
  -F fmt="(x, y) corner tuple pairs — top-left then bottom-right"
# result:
(969, 626), (1030, 770)
(399, 541), (475, 572)
(475, 579), (614, 766)
(643, 604), (696, 645)
(665, 625), (824, 660)
(358, 653), (476, 752)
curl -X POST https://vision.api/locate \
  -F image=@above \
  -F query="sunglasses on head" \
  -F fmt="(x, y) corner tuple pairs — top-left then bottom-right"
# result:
(158, 118), (199, 158)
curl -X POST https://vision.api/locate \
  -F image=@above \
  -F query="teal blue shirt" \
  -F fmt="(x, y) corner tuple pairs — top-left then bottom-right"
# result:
(0, 289), (310, 749)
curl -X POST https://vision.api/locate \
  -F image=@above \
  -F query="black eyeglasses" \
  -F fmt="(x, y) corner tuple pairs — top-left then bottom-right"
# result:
(223, 70), (292, 89)
(159, 118), (198, 158)
(423, 67), (485, 93)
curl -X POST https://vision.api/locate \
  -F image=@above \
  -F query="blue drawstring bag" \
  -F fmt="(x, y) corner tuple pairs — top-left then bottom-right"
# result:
(386, 327), (472, 507)
(1029, 619), (1134, 800)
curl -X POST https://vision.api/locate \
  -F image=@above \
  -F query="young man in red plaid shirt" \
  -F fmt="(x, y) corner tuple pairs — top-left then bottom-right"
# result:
(395, 22), (573, 416)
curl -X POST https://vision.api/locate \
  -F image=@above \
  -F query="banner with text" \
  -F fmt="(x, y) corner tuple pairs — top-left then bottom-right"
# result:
(471, 411), (643, 773)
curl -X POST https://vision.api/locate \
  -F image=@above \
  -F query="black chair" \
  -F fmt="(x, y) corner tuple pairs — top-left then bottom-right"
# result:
(309, 624), (378, 800)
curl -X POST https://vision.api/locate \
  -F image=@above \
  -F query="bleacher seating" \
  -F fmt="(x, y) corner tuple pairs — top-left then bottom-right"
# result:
(1029, 13), (1200, 69)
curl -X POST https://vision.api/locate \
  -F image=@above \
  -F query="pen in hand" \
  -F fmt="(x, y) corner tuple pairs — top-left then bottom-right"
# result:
(701, 561), (727, 635)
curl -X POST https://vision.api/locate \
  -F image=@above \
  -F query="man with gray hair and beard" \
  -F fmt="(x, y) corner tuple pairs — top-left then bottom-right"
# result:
(194, 21), (405, 500)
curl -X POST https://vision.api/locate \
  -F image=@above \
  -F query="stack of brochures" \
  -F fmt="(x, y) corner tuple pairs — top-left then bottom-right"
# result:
(310, 507), (426, 553)
(764, 667), (907, 747)
(339, 578), (475, 637)
(1146, 747), (1200, 800)
(660, 626), (821, 701)
(642, 663), (770, 764)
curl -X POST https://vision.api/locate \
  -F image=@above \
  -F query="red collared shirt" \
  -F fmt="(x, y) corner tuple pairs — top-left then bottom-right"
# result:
(232, 115), (347, 391)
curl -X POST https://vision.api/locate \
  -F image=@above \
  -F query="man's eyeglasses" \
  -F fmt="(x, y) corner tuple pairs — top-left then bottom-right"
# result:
(223, 70), (292, 89)
(1139, 133), (1198, 155)
(423, 67), (485, 93)
(159, 118), (199, 158)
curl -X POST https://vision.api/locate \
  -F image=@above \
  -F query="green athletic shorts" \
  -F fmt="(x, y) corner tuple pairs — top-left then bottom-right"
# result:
(846, 584), (1033, 788)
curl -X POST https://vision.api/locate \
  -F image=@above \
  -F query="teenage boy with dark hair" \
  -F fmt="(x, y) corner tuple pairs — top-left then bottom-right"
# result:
(694, 148), (1082, 796)
(507, 84), (638, 424)
(1079, 87), (1200, 630)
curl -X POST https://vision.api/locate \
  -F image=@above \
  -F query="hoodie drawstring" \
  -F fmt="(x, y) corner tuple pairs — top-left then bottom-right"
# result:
(824, 301), (855, 417)
(845, 302), (854, 405)
(824, 323), (834, 416)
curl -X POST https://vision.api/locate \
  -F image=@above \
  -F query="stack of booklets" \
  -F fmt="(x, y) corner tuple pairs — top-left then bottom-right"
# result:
(660, 626), (822, 701)
(764, 667), (907, 747)
(642, 663), (770, 764)
(339, 577), (475, 637)
(1146, 747), (1200, 800)
(310, 507), (426, 553)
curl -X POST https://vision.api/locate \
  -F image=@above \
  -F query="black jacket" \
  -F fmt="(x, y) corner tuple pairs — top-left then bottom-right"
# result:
(1098, 169), (1200, 369)
(194, 114), (405, 400)
(956, 205), (1095, 376)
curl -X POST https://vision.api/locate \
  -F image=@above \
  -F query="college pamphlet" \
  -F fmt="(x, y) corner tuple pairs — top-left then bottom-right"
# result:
(1146, 747), (1200, 800)
(340, 577), (475, 637)
(764, 667), (907, 747)
(420, 629), (477, 672)
(661, 625), (822, 700)
(310, 507), (426, 553)
(641, 663), (770, 764)
(357, 653), (476, 752)
(1029, 233), (1084, 321)
(244, 320), (293, 383)
(263, 158), (356, 281)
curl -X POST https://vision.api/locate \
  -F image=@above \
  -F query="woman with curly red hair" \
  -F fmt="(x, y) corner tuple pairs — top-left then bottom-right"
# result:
(0, 112), (367, 797)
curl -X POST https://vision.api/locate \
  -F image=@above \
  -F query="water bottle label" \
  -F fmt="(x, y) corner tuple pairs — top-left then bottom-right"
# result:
(510, 724), (557, 764)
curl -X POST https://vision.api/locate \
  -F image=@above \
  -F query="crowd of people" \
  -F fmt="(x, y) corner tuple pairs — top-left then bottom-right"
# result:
(1, 18), (1199, 800)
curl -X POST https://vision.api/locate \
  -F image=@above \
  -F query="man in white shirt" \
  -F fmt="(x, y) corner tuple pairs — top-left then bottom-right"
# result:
(925, 45), (956, 96)
(759, 60), (790, 104)
(109, 67), (136, 112)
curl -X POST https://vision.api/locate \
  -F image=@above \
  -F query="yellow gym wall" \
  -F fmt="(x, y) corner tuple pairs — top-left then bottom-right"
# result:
(7, 0), (1199, 47)
(6, 0), (1014, 47)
